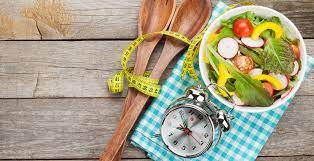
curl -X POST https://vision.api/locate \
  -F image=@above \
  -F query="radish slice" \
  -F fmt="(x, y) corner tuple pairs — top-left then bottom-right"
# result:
(290, 61), (300, 76)
(281, 88), (293, 99)
(234, 38), (243, 45)
(269, 73), (289, 90)
(232, 95), (245, 106)
(249, 68), (263, 77)
(218, 38), (239, 59)
(241, 37), (264, 48)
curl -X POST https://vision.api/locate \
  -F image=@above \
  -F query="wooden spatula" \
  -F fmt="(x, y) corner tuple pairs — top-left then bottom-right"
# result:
(100, 0), (212, 160)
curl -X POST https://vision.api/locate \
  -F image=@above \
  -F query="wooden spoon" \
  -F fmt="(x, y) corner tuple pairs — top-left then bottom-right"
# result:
(100, 0), (212, 160)
(115, 0), (176, 160)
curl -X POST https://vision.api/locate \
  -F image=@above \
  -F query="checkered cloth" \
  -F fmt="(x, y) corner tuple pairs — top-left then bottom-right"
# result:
(130, 2), (314, 161)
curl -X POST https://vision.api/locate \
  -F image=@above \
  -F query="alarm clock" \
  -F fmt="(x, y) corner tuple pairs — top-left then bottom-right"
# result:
(160, 84), (233, 158)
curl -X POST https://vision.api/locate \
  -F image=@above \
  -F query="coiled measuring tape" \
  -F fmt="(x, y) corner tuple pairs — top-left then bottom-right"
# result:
(181, 25), (209, 80)
(108, 30), (195, 97)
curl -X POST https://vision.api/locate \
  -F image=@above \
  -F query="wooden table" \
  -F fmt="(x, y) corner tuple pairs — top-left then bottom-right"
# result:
(0, 0), (313, 161)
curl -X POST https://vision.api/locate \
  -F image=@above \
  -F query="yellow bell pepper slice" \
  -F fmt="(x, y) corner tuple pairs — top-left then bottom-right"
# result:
(253, 74), (284, 90)
(251, 22), (283, 40)
(207, 33), (218, 44)
(217, 64), (235, 97)
(203, 33), (218, 64)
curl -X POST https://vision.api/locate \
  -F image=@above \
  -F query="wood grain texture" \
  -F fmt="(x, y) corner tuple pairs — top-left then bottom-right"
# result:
(0, 39), (313, 98)
(0, 0), (313, 39)
(1, 96), (313, 159)
(1, 0), (314, 160)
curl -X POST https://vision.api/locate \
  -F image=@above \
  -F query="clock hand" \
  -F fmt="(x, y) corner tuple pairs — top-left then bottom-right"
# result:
(179, 111), (188, 128)
(189, 131), (202, 145)
(175, 124), (185, 131)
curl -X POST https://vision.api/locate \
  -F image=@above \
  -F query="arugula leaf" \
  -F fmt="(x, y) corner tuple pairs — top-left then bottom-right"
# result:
(263, 38), (295, 74)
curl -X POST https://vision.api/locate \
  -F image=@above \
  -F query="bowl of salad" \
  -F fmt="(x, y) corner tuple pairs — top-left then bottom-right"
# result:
(199, 6), (307, 112)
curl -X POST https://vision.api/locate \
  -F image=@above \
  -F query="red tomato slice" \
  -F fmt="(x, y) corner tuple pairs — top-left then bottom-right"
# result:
(233, 18), (254, 37)
(232, 55), (254, 73)
(263, 82), (274, 97)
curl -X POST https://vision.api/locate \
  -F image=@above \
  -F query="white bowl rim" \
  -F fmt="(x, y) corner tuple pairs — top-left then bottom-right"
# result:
(199, 5), (307, 113)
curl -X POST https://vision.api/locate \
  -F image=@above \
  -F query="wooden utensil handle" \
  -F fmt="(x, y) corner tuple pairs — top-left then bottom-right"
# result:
(100, 93), (149, 161)
(123, 41), (159, 110)
(114, 41), (158, 160)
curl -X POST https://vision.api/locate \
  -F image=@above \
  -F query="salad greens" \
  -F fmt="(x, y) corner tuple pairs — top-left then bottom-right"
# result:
(204, 11), (301, 107)
(229, 65), (274, 106)
(208, 46), (274, 106)
(239, 45), (264, 66)
(263, 38), (295, 74)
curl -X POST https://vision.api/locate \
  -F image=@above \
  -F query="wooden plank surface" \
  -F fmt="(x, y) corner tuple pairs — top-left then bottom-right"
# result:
(0, 0), (313, 40)
(1, 0), (314, 160)
(0, 39), (313, 98)
(1, 96), (314, 159)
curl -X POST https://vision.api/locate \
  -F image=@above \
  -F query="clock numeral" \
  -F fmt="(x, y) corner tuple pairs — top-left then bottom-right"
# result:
(198, 114), (203, 120)
(179, 110), (184, 115)
(200, 141), (204, 145)
(172, 114), (177, 119)
(168, 133), (173, 137)
(181, 145), (186, 150)
(192, 146), (196, 150)
(173, 140), (178, 145)
(188, 109), (194, 115)
(204, 123), (208, 128)
(204, 133), (209, 138)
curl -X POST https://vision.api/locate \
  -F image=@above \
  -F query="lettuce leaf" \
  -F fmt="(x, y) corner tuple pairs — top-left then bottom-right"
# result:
(208, 46), (274, 107)
(263, 38), (295, 74)
(239, 45), (264, 66)
(226, 64), (274, 107)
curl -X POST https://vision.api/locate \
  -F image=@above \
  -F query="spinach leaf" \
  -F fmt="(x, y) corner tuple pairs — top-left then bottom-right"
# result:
(263, 38), (295, 74)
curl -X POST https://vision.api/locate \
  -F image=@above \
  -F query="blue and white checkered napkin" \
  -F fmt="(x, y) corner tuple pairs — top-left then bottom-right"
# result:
(130, 2), (314, 161)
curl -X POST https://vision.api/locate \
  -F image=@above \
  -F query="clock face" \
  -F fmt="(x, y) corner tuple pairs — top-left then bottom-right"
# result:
(161, 106), (214, 157)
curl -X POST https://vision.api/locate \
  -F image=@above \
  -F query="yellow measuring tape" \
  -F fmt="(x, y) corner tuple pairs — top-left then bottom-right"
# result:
(181, 25), (209, 80)
(108, 2), (254, 97)
(108, 30), (194, 97)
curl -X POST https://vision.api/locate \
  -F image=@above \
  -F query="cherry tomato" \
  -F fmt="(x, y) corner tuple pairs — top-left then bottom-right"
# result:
(291, 44), (300, 60)
(233, 18), (254, 37)
(263, 82), (274, 97)
(232, 55), (254, 73)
